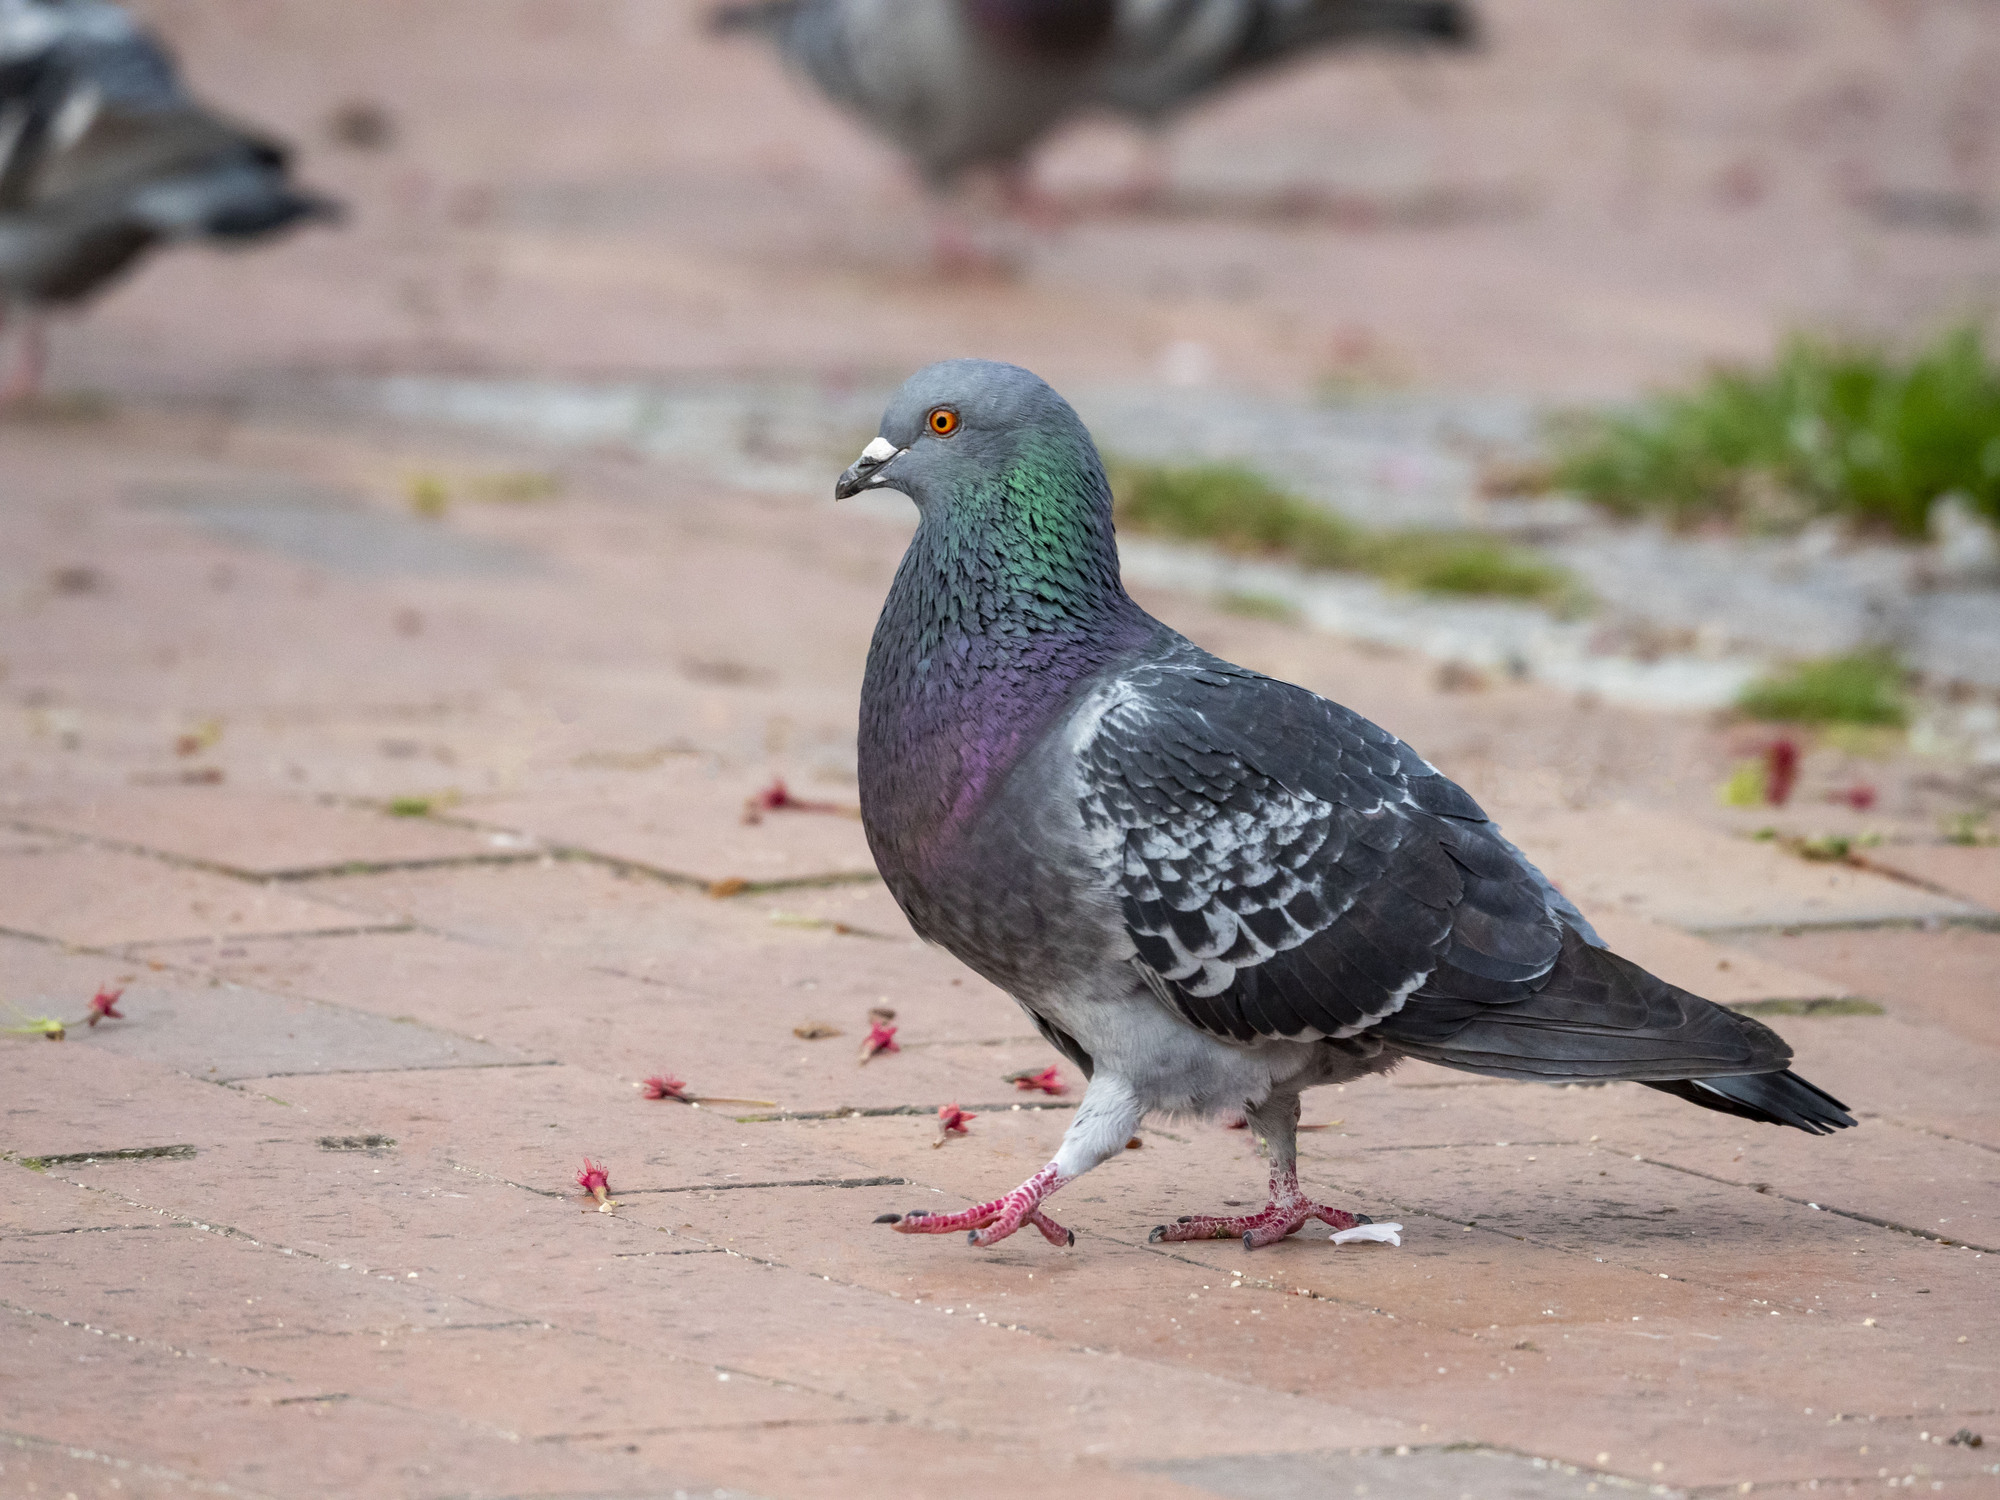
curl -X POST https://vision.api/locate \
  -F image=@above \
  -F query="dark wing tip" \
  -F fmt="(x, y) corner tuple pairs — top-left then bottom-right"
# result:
(1642, 1070), (1857, 1136)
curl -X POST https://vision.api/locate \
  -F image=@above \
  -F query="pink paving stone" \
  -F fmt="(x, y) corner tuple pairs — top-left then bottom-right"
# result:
(1499, 805), (1991, 931)
(0, 847), (393, 948)
(135, 922), (1068, 1116)
(0, 1442), (216, 1500)
(0, 1320), (725, 1499)
(1573, 909), (1850, 1004)
(0, 933), (536, 1083)
(11, 1124), (1415, 1477)
(611, 1120), (1994, 1488)
(469, 759), (876, 885)
(1858, 844), (2000, 913)
(2, 1019), (306, 1156)
(1726, 925), (2000, 1054)
(5, 786), (510, 875)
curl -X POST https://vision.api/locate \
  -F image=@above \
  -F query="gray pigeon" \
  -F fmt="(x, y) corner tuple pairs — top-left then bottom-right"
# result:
(838, 360), (1854, 1252)
(0, 0), (338, 399)
(710, 0), (1117, 192)
(1099, 0), (1477, 127)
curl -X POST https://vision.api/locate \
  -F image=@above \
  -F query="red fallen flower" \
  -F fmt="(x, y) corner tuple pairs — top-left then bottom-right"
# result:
(636, 1075), (777, 1108)
(86, 986), (125, 1028)
(1764, 738), (1800, 807)
(1833, 783), (1877, 810)
(576, 1158), (616, 1211)
(933, 1102), (975, 1146)
(741, 777), (850, 825)
(1004, 1065), (1065, 1096)
(858, 1006), (899, 1065)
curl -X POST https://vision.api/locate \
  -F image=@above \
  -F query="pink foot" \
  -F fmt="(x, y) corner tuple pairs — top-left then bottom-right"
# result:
(875, 1162), (1072, 1248)
(1148, 1165), (1365, 1250)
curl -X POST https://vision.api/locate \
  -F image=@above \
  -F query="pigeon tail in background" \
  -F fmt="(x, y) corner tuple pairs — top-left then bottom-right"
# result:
(0, 0), (340, 400)
(842, 358), (1854, 1256)
(1102, 0), (1479, 128)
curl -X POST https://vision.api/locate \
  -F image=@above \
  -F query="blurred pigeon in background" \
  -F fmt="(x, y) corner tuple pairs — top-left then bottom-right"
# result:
(1099, 0), (1477, 205)
(839, 360), (1854, 1253)
(711, 0), (1116, 267)
(1101, 0), (1476, 126)
(0, 0), (338, 402)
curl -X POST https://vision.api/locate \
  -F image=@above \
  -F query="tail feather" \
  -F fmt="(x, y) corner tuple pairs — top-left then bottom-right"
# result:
(1380, 925), (1858, 1136)
(708, 0), (802, 35)
(1642, 1072), (1855, 1135)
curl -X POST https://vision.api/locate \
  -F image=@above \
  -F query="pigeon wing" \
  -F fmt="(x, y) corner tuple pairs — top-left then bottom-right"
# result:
(1079, 650), (1565, 1043)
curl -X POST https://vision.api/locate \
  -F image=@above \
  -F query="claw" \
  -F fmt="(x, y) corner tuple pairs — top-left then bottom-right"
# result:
(874, 1213), (902, 1224)
(1150, 1164), (1369, 1250)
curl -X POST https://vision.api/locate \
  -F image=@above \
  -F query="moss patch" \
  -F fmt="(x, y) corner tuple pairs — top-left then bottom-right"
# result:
(1737, 650), (1908, 727)
(1108, 460), (1579, 608)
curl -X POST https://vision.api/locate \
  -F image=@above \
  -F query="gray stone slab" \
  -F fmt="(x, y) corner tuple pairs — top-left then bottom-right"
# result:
(1143, 1446), (1627, 1500)
(29, 978), (540, 1081)
(126, 477), (537, 578)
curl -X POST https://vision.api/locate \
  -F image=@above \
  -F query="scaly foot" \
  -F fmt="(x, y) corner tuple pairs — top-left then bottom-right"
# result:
(875, 1162), (1071, 1248)
(1148, 1164), (1366, 1250)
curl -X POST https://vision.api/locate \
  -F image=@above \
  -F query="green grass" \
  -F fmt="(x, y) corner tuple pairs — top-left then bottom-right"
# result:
(1736, 649), (1908, 727)
(1727, 997), (1885, 1017)
(386, 796), (435, 817)
(1216, 591), (1301, 624)
(1551, 325), (2000, 534)
(1107, 460), (1578, 608)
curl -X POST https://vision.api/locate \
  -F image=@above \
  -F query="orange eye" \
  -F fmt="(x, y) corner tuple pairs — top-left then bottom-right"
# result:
(926, 407), (960, 437)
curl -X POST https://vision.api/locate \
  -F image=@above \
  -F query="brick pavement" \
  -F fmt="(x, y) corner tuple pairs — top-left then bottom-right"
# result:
(2, 410), (1997, 1498)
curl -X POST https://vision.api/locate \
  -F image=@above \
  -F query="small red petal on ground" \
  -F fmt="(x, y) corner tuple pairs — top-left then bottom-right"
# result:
(86, 987), (125, 1027)
(640, 1074), (690, 1101)
(742, 778), (850, 824)
(934, 1103), (975, 1145)
(1833, 783), (1877, 810)
(1004, 1065), (1065, 1096)
(858, 1006), (900, 1064)
(1764, 738), (1800, 807)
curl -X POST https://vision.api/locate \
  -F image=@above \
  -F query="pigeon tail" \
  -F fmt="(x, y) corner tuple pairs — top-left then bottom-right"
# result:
(707, 0), (803, 35)
(1374, 925), (1857, 1134)
(1241, 0), (1479, 67)
(1640, 1072), (1856, 1136)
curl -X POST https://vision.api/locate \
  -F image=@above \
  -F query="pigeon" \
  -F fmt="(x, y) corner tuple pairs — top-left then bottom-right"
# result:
(0, 0), (338, 400)
(838, 360), (1854, 1252)
(1098, 0), (1477, 128)
(711, 0), (1117, 194)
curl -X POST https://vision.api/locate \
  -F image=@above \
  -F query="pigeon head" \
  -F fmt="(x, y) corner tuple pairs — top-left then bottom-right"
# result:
(835, 358), (1103, 519)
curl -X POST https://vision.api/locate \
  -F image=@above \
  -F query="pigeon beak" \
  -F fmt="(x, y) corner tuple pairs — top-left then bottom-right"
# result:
(835, 436), (904, 500)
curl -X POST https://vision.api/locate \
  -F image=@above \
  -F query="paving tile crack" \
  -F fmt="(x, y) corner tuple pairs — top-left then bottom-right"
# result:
(733, 1102), (1077, 1122)
(1632, 1155), (1999, 1252)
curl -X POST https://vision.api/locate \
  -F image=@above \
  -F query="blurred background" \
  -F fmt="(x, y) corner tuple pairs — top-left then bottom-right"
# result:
(38, 0), (2000, 398)
(6, 0), (2000, 808)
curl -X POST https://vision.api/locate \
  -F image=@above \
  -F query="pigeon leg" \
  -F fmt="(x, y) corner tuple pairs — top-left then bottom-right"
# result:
(0, 310), (48, 407)
(880, 1076), (1143, 1248)
(884, 1161), (1074, 1246)
(1149, 1094), (1364, 1250)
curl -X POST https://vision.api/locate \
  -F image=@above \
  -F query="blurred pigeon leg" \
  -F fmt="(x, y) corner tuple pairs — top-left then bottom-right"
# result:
(1149, 1093), (1363, 1249)
(0, 310), (48, 405)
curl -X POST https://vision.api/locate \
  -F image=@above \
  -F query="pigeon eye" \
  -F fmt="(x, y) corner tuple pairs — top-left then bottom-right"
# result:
(926, 407), (960, 437)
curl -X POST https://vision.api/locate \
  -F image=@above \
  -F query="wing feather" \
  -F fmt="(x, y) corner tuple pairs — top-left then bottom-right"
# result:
(1080, 646), (1561, 1043)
